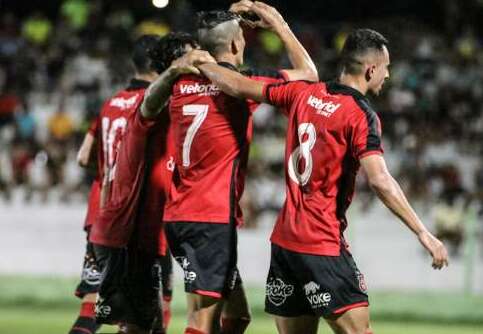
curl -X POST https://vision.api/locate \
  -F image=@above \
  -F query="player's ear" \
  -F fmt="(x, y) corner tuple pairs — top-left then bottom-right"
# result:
(365, 64), (375, 82)
(231, 39), (239, 55)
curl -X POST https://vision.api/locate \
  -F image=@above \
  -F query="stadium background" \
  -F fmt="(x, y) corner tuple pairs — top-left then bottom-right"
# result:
(0, 0), (482, 333)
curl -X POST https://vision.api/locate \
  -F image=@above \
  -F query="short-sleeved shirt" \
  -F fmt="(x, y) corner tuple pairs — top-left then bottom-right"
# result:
(164, 63), (287, 226)
(262, 80), (383, 256)
(89, 79), (149, 248)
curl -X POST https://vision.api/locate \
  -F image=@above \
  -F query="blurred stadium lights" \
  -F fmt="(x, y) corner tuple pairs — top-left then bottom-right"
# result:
(152, 0), (169, 9)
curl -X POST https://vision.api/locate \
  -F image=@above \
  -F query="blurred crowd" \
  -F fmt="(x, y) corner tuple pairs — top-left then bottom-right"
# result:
(1, 0), (482, 252)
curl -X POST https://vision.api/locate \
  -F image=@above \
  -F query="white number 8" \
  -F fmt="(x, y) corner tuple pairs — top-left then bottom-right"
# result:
(288, 123), (316, 186)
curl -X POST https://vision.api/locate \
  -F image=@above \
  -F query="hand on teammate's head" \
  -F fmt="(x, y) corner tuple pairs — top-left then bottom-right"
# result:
(171, 50), (216, 75)
(229, 0), (254, 14)
(250, 1), (287, 31)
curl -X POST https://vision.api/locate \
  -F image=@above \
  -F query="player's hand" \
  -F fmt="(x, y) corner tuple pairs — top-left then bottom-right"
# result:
(229, 0), (254, 14)
(250, 1), (288, 32)
(171, 50), (216, 75)
(418, 231), (449, 270)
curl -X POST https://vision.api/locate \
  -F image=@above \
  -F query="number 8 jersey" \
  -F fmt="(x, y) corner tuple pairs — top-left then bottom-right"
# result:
(263, 81), (384, 256)
(164, 63), (287, 226)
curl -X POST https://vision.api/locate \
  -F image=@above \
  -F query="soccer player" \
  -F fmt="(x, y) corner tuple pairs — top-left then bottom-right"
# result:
(160, 2), (317, 333)
(197, 28), (449, 334)
(89, 32), (214, 334)
(68, 122), (102, 334)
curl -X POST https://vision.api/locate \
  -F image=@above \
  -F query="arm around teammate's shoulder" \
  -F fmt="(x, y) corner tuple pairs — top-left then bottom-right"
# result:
(141, 50), (216, 119)
(360, 154), (449, 270)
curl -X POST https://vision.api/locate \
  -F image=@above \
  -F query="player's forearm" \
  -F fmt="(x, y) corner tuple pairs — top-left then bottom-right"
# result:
(77, 133), (95, 168)
(141, 66), (180, 119)
(369, 172), (428, 236)
(275, 24), (318, 81)
(198, 63), (266, 102)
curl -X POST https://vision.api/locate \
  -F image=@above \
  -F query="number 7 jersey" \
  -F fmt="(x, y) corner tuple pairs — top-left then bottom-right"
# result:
(263, 81), (384, 256)
(164, 65), (287, 226)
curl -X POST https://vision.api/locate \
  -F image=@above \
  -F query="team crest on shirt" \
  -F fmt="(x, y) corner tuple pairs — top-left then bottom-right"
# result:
(266, 278), (294, 306)
(304, 281), (331, 308)
(175, 256), (197, 283)
(307, 95), (341, 117)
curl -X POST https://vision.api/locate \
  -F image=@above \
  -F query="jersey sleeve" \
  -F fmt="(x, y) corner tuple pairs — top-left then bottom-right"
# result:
(350, 107), (384, 160)
(262, 81), (310, 108)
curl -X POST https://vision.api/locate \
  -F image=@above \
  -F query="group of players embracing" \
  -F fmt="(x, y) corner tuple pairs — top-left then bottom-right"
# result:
(67, 1), (449, 334)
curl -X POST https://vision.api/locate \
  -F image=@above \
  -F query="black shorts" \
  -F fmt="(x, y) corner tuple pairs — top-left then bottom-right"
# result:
(265, 244), (369, 318)
(165, 222), (241, 298)
(93, 244), (160, 330)
(75, 239), (101, 298)
(157, 248), (174, 300)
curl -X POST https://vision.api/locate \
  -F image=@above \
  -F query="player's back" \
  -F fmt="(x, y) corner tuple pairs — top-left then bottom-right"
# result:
(165, 73), (252, 224)
(264, 80), (383, 256)
(97, 80), (148, 201)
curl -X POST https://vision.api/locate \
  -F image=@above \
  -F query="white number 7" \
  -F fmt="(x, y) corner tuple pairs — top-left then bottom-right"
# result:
(182, 104), (209, 167)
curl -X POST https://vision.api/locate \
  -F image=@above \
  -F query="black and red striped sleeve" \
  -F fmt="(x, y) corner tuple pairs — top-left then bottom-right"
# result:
(350, 100), (384, 160)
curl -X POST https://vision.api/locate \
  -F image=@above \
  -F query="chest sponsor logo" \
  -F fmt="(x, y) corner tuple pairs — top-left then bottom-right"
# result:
(304, 281), (331, 308)
(307, 95), (341, 117)
(175, 256), (197, 283)
(109, 94), (139, 109)
(179, 83), (220, 96)
(266, 278), (294, 306)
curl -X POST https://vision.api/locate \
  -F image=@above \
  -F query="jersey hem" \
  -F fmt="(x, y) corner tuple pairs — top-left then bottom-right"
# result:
(270, 237), (341, 256)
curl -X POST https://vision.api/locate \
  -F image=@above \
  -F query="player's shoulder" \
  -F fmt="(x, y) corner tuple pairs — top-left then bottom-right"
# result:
(241, 67), (285, 81)
(324, 81), (377, 118)
(172, 73), (218, 97)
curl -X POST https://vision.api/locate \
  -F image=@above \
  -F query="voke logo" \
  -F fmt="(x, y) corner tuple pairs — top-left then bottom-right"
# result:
(109, 94), (139, 109)
(175, 256), (197, 283)
(304, 281), (331, 308)
(266, 278), (294, 306)
(180, 83), (220, 96)
(95, 297), (112, 317)
(307, 95), (341, 117)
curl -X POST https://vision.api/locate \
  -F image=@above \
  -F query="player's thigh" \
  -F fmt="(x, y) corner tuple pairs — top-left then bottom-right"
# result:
(221, 279), (251, 319)
(325, 306), (371, 334)
(187, 292), (223, 331)
(274, 315), (319, 334)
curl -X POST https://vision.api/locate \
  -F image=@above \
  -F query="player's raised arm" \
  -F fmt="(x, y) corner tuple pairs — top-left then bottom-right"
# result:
(141, 50), (216, 119)
(360, 154), (449, 269)
(198, 62), (266, 101)
(235, 1), (318, 82)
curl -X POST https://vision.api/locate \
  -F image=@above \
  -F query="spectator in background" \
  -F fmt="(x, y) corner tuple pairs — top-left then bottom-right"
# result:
(0, 86), (19, 127)
(61, 0), (90, 31)
(48, 101), (74, 143)
(21, 12), (52, 47)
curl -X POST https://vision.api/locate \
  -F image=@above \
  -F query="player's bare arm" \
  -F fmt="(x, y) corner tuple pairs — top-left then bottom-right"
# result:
(141, 50), (216, 119)
(198, 62), (266, 102)
(77, 132), (95, 168)
(360, 154), (449, 270)
(232, 1), (318, 81)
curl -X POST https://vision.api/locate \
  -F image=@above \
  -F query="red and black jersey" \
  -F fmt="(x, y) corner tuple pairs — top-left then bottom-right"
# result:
(83, 119), (101, 231)
(89, 79), (148, 247)
(262, 80), (383, 256)
(164, 63), (287, 226)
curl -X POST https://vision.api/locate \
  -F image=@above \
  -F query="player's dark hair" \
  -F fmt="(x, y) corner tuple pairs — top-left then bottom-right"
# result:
(149, 32), (198, 74)
(340, 28), (389, 75)
(131, 34), (161, 74)
(197, 10), (241, 55)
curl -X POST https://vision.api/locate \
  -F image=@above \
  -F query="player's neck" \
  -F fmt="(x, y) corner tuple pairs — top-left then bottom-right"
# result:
(215, 53), (239, 68)
(338, 73), (368, 96)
